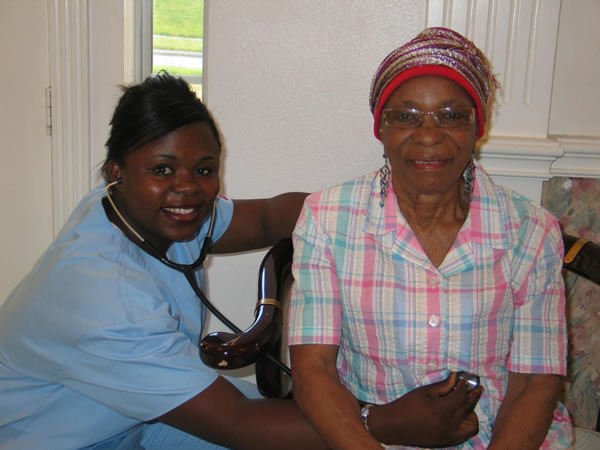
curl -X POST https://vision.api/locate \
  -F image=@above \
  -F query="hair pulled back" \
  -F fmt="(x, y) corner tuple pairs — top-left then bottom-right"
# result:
(101, 72), (221, 182)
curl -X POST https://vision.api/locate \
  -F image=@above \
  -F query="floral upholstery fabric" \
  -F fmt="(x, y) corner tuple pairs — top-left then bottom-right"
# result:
(542, 177), (600, 430)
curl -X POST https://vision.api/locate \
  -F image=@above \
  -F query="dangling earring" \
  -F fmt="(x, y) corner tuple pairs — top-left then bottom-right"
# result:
(462, 155), (476, 204)
(379, 154), (390, 208)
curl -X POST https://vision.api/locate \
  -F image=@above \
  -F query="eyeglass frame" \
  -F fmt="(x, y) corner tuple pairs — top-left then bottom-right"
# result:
(382, 106), (476, 129)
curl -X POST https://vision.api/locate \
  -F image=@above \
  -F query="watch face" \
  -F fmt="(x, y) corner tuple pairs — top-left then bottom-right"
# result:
(361, 404), (373, 430)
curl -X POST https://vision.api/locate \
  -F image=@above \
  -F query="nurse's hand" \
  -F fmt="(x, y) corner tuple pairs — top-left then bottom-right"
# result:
(368, 373), (482, 447)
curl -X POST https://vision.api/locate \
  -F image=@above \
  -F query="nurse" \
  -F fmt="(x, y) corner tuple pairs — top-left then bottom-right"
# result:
(0, 72), (326, 449)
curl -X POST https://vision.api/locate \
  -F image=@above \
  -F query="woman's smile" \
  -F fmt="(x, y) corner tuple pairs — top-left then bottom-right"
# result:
(162, 206), (202, 223)
(411, 159), (449, 169)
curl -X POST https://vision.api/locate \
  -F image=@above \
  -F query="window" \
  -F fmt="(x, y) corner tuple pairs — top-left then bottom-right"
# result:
(152, 0), (204, 97)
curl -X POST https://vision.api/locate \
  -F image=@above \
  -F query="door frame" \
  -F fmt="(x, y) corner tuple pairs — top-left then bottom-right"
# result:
(47, 0), (151, 234)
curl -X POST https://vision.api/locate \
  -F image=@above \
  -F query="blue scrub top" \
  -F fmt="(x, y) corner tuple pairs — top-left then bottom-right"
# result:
(0, 185), (234, 449)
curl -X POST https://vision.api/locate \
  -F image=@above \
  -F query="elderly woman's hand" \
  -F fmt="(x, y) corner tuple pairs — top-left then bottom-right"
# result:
(368, 372), (482, 447)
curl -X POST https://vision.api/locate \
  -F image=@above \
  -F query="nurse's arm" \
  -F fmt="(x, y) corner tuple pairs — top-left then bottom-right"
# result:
(156, 375), (327, 449)
(210, 194), (308, 254)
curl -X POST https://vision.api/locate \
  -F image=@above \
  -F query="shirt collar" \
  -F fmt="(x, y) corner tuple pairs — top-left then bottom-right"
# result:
(363, 162), (510, 250)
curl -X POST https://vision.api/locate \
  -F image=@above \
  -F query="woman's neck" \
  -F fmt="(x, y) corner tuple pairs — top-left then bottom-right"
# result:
(395, 183), (468, 227)
(394, 184), (469, 268)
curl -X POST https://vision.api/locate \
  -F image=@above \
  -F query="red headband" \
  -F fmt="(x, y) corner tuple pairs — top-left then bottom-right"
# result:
(373, 65), (486, 140)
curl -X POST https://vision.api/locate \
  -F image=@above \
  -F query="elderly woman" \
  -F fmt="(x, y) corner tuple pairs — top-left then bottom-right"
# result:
(288, 28), (573, 449)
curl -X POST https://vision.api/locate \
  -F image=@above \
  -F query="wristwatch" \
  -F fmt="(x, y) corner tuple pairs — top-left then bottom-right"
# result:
(360, 403), (374, 432)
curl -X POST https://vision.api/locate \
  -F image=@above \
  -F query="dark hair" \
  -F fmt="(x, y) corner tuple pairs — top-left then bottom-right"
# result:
(101, 72), (221, 182)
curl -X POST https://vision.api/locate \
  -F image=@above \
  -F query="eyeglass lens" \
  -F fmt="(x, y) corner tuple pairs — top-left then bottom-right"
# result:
(384, 108), (474, 128)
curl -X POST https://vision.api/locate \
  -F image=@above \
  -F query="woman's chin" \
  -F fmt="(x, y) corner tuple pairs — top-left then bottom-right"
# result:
(161, 224), (202, 243)
(173, 230), (200, 243)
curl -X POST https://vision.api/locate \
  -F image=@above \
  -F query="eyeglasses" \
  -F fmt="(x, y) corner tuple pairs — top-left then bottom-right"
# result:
(382, 107), (475, 129)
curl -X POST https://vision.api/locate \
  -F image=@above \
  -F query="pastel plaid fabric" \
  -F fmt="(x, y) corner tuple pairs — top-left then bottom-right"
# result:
(288, 162), (572, 448)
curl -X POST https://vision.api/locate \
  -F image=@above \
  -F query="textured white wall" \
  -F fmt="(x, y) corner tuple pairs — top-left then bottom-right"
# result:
(203, 1), (425, 196)
(202, 0), (426, 378)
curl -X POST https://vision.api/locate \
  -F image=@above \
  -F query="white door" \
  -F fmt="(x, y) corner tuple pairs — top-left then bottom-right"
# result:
(0, 0), (54, 302)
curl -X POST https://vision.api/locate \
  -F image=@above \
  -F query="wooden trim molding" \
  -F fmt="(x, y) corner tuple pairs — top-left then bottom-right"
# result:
(550, 137), (600, 178)
(125, 0), (153, 84)
(478, 136), (563, 180)
(47, 0), (91, 235)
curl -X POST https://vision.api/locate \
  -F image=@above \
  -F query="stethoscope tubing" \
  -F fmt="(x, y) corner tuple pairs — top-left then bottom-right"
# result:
(184, 269), (291, 376)
(105, 181), (291, 376)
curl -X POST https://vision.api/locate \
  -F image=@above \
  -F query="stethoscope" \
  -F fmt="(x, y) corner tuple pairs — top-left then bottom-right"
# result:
(105, 180), (291, 375)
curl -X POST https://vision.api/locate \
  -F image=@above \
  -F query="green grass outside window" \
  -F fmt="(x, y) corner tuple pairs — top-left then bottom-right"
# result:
(153, 0), (203, 77)
(153, 0), (204, 39)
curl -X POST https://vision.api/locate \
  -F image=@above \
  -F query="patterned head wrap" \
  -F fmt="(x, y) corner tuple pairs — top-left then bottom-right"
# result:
(370, 27), (498, 140)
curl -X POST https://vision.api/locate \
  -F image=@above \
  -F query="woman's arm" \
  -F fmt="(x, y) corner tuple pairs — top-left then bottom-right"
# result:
(487, 372), (561, 450)
(157, 376), (328, 450)
(489, 216), (568, 448)
(291, 343), (382, 449)
(211, 193), (308, 253)
(291, 343), (482, 449)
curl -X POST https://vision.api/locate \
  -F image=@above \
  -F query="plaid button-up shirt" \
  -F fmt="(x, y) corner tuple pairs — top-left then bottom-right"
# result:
(289, 162), (572, 448)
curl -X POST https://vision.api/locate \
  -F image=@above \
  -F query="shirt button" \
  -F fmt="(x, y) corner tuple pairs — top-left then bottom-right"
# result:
(428, 314), (440, 327)
(427, 278), (439, 288)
